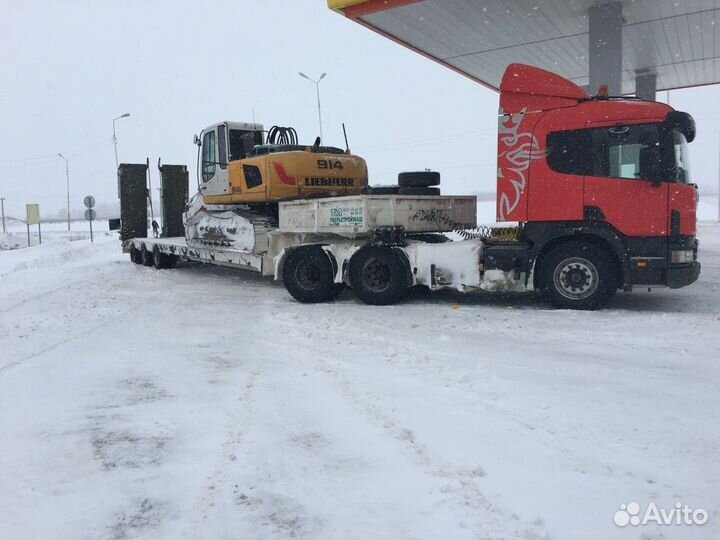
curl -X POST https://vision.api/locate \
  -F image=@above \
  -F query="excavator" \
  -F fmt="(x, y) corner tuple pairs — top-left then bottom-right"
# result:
(184, 121), (369, 248)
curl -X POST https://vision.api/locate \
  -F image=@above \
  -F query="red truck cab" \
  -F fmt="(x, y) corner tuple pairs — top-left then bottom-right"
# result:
(490, 64), (700, 308)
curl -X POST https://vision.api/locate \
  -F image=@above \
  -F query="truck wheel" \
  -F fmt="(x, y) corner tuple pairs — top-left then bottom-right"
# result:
(140, 245), (154, 267)
(130, 244), (142, 264)
(539, 242), (617, 310)
(398, 171), (440, 187)
(153, 247), (166, 269)
(282, 247), (336, 303)
(349, 247), (409, 305)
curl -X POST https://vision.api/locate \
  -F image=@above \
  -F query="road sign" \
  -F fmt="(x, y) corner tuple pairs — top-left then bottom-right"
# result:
(85, 207), (96, 243)
(25, 204), (41, 245)
(83, 195), (95, 208)
(26, 204), (40, 225)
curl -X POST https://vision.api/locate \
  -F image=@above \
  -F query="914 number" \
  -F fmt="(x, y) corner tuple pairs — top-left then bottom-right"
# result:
(317, 159), (343, 170)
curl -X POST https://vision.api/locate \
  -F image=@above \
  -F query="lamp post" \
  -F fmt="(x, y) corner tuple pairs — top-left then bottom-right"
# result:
(113, 113), (131, 171)
(57, 153), (70, 231)
(1, 197), (5, 233)
(298, 72), (326, 143)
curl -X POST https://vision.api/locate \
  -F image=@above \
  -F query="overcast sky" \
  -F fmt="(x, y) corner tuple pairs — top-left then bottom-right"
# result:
(1, 0), (719, 219)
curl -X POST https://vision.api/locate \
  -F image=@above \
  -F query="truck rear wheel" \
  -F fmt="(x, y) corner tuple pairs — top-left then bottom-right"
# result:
(349, 247), (409, 305)
(282, 247), (337, 303)
(539, 242), (616, 310)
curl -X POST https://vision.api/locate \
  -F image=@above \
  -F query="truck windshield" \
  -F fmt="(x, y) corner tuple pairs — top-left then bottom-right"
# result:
(673, 130), (691, 184)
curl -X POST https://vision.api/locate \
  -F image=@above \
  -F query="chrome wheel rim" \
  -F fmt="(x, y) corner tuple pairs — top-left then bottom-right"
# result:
(553, 257), (599, 300)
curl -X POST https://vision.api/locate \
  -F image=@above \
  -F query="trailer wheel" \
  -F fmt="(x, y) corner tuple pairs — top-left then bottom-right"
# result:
(349, 247), (409, 305)
(129, 244), (142, 264)
(140, 245), (153, 267)
(282, 247), (336, 303)
(153, 247), (166, 269)
(539, 241), (617, 310)
(398, 171), (440, 187)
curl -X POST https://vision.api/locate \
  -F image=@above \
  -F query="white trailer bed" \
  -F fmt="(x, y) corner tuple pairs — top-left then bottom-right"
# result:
(278, 194), (476, 236)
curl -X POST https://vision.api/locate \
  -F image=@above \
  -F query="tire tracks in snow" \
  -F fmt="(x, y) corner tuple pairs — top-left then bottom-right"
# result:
(193, 366), (261, 526)
(270, 308), (549, 539)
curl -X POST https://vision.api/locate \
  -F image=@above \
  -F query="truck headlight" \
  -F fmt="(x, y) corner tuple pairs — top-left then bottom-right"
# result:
(671, 249), (694, 264)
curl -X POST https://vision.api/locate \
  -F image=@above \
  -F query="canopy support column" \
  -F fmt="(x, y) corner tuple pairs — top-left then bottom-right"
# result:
(589, 2), (623, 95)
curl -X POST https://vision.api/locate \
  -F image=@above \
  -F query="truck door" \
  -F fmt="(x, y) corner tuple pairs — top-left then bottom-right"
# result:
(583, 122), (669, 237)
(200, 124), (230, 197)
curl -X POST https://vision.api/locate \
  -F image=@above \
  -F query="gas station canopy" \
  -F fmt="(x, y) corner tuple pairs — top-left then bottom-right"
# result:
(328, 0), (720, 97)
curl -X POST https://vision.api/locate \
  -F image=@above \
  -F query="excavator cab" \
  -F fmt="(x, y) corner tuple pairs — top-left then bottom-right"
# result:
(197, 122), (264, 198)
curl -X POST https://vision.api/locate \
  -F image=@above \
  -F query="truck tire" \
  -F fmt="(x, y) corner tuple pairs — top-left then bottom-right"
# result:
(539, 241), (617, 310)
(130, 244), (142, 264)
(349, 246), (409, 305)
(140, 245), (154, 267)
(282, 246), (337, 303)
(397, 187), (441, 196)
(398, 171), (440, 187)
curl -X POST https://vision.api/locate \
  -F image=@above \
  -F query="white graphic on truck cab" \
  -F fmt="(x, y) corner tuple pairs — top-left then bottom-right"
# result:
(497, 107), (546, 220)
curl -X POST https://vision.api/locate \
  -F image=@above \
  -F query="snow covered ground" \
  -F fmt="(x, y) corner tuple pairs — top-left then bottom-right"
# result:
(1, 213), (719, 540)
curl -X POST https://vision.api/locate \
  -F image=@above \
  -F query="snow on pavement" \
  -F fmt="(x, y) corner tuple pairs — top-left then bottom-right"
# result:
(1, 224), (719, 540)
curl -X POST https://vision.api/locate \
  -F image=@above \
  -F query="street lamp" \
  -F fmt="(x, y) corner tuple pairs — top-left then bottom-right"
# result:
(113, 113), (131, 171)
(298, 72), (326, 143)
(57, 153), (70, 231)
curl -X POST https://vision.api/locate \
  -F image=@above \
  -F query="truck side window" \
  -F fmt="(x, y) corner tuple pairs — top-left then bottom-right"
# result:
(548, 124), (665, 182)
(603, 124), (660, 181)
(547, 130), (594, 176)
(202, 131), (216, 182)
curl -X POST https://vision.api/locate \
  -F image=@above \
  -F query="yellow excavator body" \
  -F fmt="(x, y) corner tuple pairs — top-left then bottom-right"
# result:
(202, 149), (368, 205)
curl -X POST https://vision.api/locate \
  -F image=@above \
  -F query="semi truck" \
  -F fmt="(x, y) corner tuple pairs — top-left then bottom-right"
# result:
(123, 63), (700, 310)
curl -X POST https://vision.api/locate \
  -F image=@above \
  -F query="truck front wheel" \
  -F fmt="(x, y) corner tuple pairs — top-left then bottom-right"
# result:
(349, 247), (409, 305)
(539, 242), (616, 310)
(282, 247), (337, 303)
